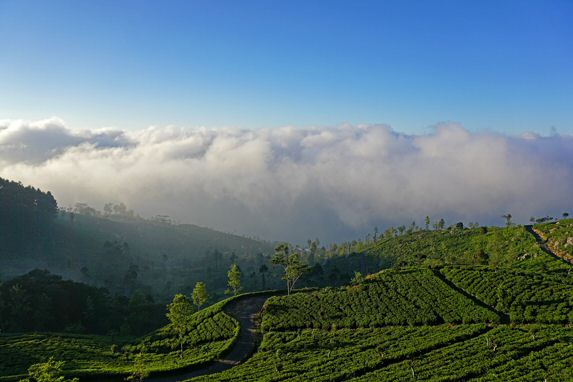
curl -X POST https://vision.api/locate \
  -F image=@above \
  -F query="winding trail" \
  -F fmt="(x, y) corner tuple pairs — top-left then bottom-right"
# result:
(524, 225), (573, 265)
(85, 295), (269, 382)
(153, 295), (268, 381)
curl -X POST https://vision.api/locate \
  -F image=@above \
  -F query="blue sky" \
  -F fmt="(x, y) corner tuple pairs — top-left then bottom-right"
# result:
(0, 0), (572, 134)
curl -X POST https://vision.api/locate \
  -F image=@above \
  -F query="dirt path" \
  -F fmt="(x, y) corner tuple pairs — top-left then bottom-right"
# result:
(85, 295), (269, 382)
(151, 294), (268, 381)
(524, 224), (573, 265)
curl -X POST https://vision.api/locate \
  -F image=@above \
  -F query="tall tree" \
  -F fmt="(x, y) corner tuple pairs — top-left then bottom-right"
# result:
(272, 243), (310, 295)
(425, 216), (431, 230)
(226, 264), (242, 296)
(166, 294), (193, 358)
(192, 282), (209, 311)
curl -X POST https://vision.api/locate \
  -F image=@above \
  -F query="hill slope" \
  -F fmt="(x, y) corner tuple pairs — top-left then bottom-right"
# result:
(356, 224), (568, 271)
(188, 263), (573, 381)
(0, 177), (273, 299)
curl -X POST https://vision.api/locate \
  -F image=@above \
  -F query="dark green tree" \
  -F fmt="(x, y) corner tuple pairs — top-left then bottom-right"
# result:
(166, 294), (193, 358)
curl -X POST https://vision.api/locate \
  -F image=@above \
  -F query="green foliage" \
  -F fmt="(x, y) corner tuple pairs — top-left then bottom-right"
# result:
(442, 266), (573, 323)
(0, 270), (165, 335)
(361, 225), (568, 270)
(166, 294), (195, 357)
(189, 325), (573, 381)
(192, 282), (209, 311)
(272, 243), (310, 295)
(125, 351), (149, 382)
(0, 299), (239, 381)
(262, 269), (499, 331)
(348, 325), (573, 381)
(18, 358), (78, 382)
(226, 264), (242, 296)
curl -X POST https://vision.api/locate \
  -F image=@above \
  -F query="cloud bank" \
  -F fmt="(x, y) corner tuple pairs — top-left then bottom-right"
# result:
(1, 118), (572, 242)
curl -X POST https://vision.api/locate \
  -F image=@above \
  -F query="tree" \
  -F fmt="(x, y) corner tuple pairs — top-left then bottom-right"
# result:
(126, 350), (150, 382)
(226, 264), (242, 296)
(19, 357), (78, 382)
(166, 294), (193, 358)
(438, 218), (446, 230)
(424, 216), (430, 231)
(564, 212), (570, 219)
(192, 282), (209, 311)
(259, 264), (268, 290)
(272, 243), (310, 295)
(502, 213), (513, 227)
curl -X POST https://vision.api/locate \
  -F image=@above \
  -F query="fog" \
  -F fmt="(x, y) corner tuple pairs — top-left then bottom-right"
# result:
(1, 117), (572, 243)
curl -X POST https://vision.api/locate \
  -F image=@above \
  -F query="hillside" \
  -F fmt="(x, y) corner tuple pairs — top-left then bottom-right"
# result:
(0, 177), (274, 299)
(4, 250), (573, 381)
(189, 263), (573, 381)
(0, 293), (242, 381)
(3, 178), (573, 380)
(533, 219), (573, 263)
(357, 224), (568, 271)
(0, 270), (165, 335)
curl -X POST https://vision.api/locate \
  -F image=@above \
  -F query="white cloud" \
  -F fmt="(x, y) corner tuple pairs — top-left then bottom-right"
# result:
(1, 118), (572, 242)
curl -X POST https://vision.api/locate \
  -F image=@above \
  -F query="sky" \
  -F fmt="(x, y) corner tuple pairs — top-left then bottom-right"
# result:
(0, 0), (572, 134)
(0, 1), (572, 243)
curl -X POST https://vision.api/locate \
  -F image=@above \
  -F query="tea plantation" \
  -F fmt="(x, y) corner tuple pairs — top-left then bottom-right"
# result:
(441, 266), (573, 323)
(0, 299), (238, 381)
(261, 268), (500, 331)
(361, 225), (569, 271)
(189, 325), (573, 381)
(3, 221), (573, 381)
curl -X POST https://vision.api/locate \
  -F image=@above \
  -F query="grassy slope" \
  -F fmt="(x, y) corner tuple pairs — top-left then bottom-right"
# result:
(361, 225), (568, 271)
(6, 222), (573, 381)
(0, 298), (239, 381)
(190, 256), (573, 381)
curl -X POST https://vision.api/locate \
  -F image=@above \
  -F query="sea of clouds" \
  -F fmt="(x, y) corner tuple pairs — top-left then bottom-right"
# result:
(1, 117), (571, 243)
